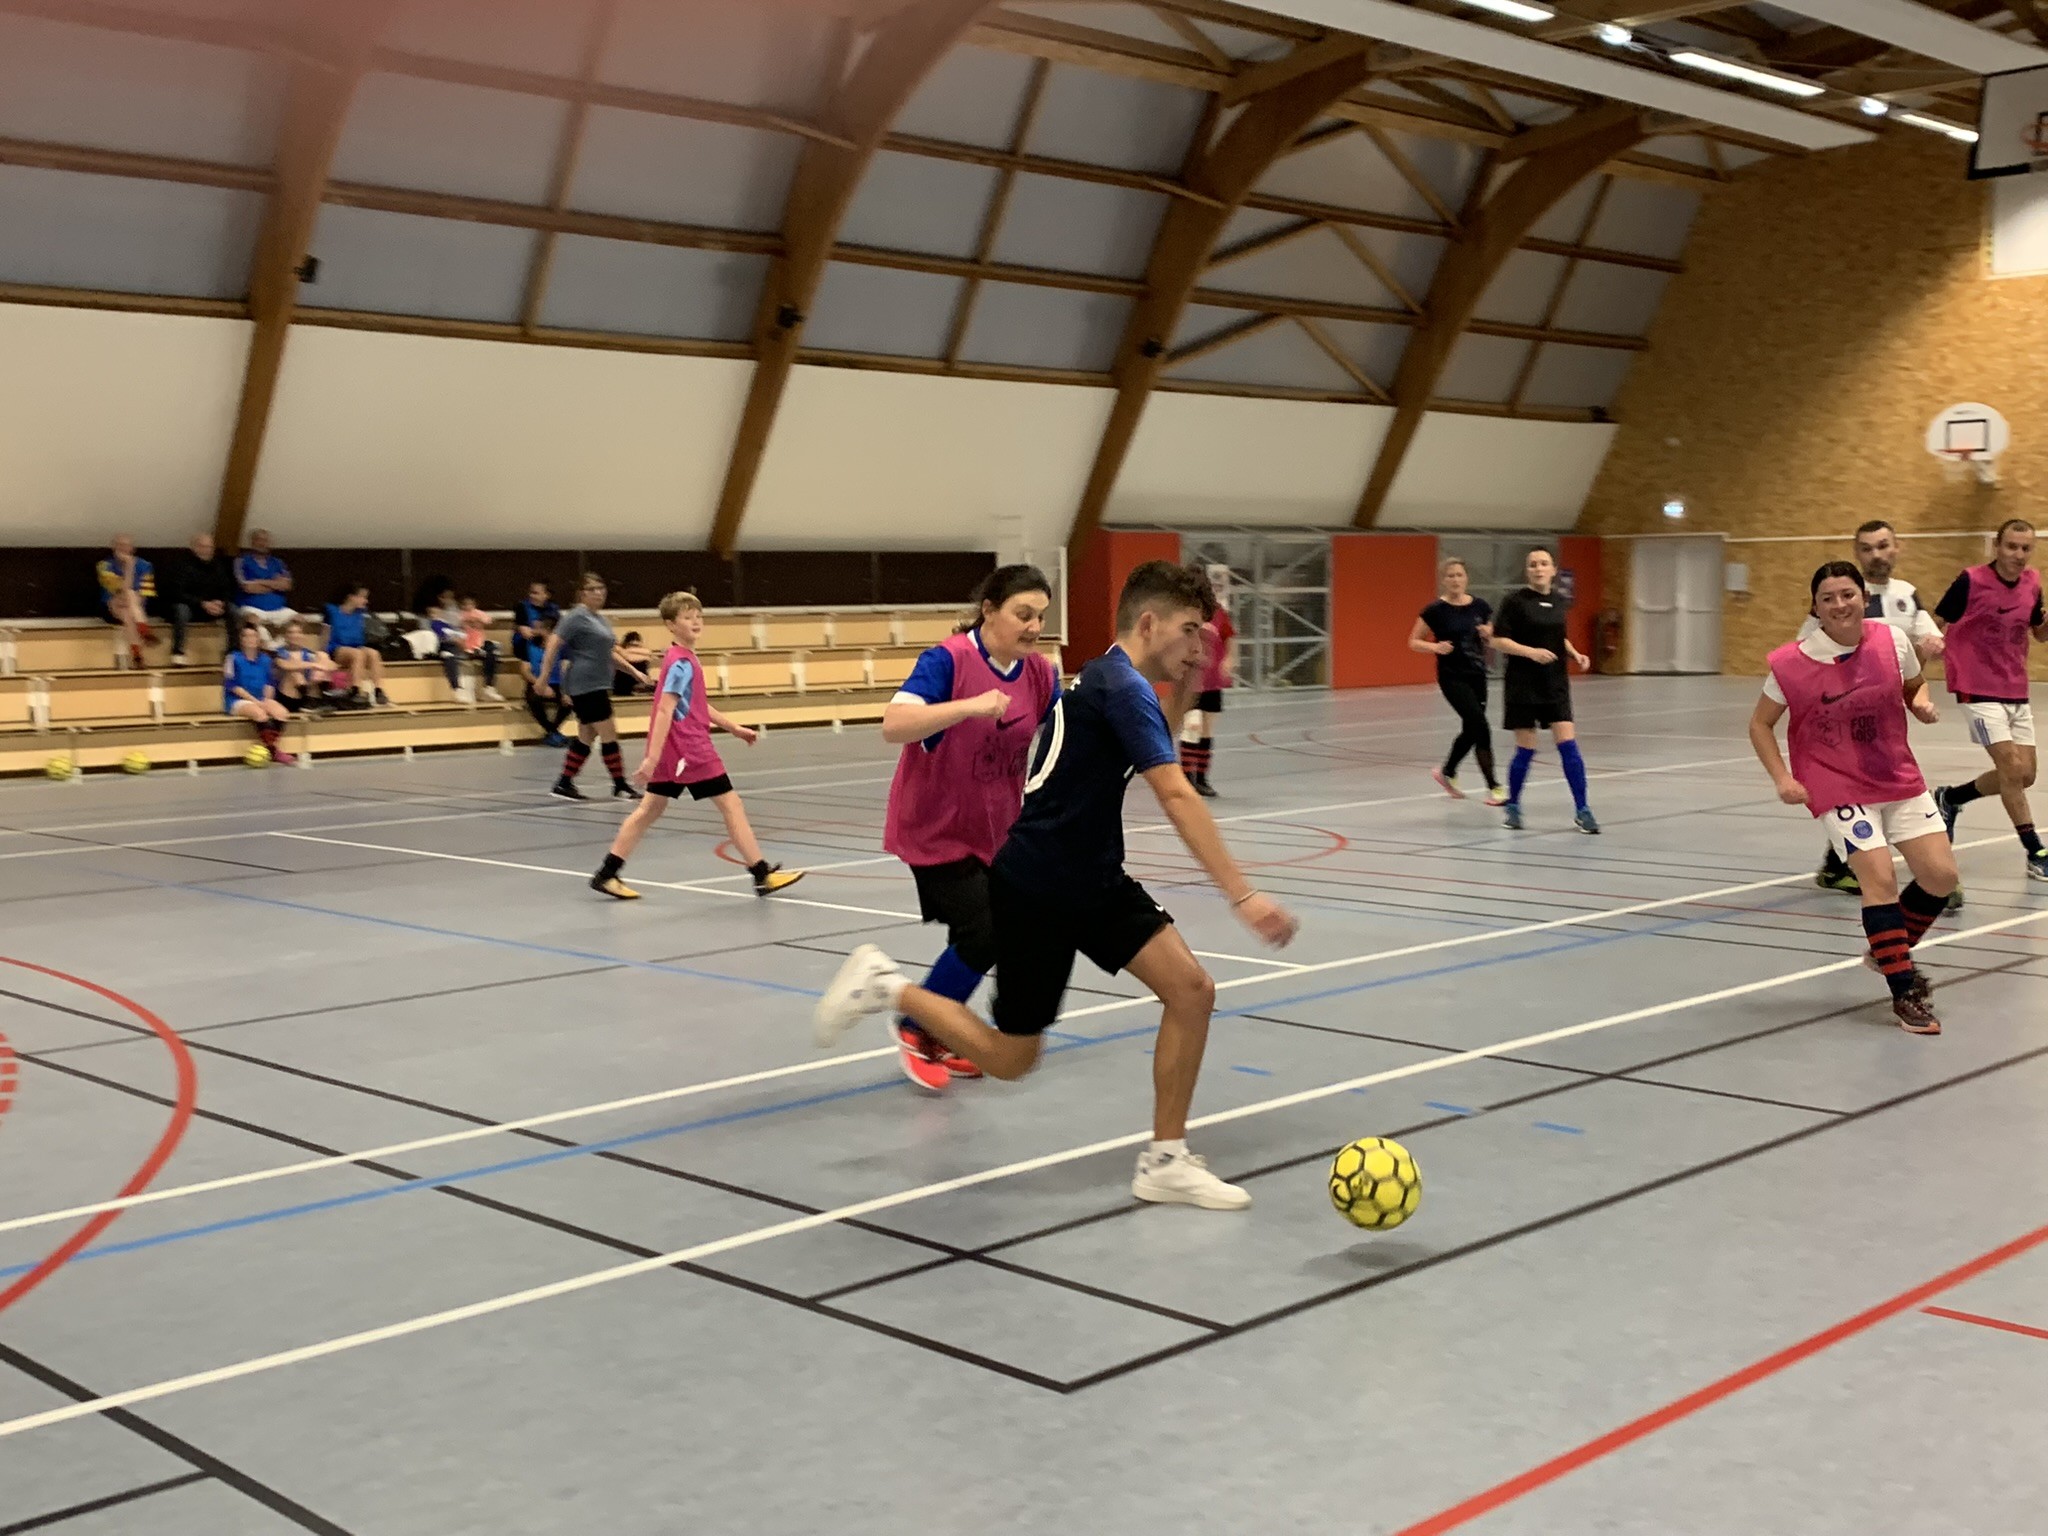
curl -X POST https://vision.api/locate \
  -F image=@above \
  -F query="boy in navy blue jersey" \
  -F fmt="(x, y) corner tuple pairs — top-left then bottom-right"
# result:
(815, 562), (1298, 1210)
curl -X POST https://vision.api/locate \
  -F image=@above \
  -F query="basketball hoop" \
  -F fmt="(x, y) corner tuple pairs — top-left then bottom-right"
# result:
(1926, 402), (2009, 486)
(1937, 447), (1998, 485)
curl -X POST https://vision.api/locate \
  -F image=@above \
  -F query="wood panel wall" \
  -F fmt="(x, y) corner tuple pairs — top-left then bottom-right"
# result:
(1577, 132), (2047, 680)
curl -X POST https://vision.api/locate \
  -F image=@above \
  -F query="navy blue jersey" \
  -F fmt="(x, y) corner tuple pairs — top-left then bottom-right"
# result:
(994, 646), (1177, 895)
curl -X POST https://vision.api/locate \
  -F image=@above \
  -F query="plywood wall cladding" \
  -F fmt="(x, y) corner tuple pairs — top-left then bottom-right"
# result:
(1578, 132), (2048, 678)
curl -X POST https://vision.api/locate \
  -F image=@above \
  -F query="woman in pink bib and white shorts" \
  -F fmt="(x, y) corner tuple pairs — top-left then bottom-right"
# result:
(880, 566), (1061, 1091)
(1750, 561), (1960, 1035)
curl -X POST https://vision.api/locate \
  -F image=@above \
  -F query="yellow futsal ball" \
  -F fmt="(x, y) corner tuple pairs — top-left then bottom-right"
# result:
(243, 743), (272, 769)
(121, 750), (151, 775)
(1329, 1136), (1422, 1230)
(44, 756), (73, 781)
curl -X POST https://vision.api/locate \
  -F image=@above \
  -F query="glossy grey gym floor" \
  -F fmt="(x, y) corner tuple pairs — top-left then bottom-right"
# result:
(0, 677), (2043, 1536)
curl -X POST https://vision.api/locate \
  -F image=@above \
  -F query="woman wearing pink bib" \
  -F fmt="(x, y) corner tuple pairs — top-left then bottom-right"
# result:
(1750, 561), (1958, 1034)
(880, 566), (1060, 1091)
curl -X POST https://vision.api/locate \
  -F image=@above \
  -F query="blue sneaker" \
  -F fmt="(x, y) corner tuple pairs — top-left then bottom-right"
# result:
(1574, 807), (1601, 835)
(1933, 784), (1961, 841)
(1503, 802), (1524, 831)
(2028, 850), (2048, 882)
(543, 732), (568, 748)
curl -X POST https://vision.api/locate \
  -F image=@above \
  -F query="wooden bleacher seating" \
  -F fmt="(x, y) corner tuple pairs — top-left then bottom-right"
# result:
(0, 606), (1063, 776)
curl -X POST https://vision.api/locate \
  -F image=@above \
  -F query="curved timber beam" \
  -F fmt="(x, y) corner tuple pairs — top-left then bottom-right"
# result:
(1064, 38), (1394, 570)
(707, 0), (998, 559)
(213, 4), (397, 551)
(1352, 101), (1647, 529)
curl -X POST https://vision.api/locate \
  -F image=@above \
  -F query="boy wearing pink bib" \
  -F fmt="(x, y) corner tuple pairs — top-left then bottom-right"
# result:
(879, 566), (1060, 1091)
(590, 591), (804, 900)
(1930, 519), (2048, 881)
(1751, 562), (1959, 1034)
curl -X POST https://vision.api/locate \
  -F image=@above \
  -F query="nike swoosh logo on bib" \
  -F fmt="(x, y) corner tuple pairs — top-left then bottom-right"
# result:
(1821, 689), (1858, 705)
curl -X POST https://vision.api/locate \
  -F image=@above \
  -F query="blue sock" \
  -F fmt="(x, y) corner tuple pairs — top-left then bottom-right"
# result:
(920, 945), (983, 1005)
(1508, 746), (1534, 805)
(1558, 739), (1589, 812)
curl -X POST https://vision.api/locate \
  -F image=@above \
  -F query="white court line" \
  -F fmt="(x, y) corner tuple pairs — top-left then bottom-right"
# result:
(1191, 949), (1306, 972)
(5, 904), (2044, 1443)
(1, 827), (2018, 1240)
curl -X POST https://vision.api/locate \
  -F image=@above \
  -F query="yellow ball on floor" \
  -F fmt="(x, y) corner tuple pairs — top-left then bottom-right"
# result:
(122, 750), (152, 775)
(1329, 1136), (1422, 1230)
(243, 743), (272, 769)
(44, 756), (73, 781)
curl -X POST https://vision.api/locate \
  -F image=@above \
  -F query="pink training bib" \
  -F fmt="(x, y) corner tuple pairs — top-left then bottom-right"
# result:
(1766, 620), (1925, 815)
(884, 631), (1059, 868)
(1942, 564), (2041, 701)
(648, 645), (726, 786)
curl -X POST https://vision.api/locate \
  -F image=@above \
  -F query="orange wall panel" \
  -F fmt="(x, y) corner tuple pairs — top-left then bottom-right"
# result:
(1557, 534), (1604, 661)
(1331, 533), (1439, 690)
(1066, 530), (1183, 668)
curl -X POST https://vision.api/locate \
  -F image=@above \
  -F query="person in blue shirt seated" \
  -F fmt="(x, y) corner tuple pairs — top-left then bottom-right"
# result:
(223, 621), (294, 764)
(814, 560), (1300, 1212)
(520, 616), (572, 746)
(322, 584), (389, 706)
(234, 528), (296, 640)
(512, 581), (559, 670)
(272, 620), (335, 714)
(95, 534), (156, 669)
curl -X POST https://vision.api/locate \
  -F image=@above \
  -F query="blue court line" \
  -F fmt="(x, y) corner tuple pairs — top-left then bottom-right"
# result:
(1229, 1064), (1273, 1077)
(1423, 1101), (1476, 1116)
(1534, 1121), (1585, 1135)
(2, 888), (1815, 1280)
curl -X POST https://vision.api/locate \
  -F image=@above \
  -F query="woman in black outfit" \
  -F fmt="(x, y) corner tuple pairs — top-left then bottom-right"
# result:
(1409, 558), (1504, 805)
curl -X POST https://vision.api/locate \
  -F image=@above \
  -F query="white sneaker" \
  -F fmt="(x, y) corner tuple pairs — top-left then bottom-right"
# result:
(1132, 1148), (1251, 1210)
(170, 652), (190, 666)
(814, 944), (904, 1048)
(482, 685), (504, 702)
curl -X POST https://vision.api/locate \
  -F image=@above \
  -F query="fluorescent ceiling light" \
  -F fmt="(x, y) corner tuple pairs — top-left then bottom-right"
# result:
(1857, 96), (1890, 117)
(1454, 0), (1555, 21)
(1594, 22), (1632, 45)
(1756, 0), (2046, 76)
(1895, 111), (1980, 142)
(1669, 51), (1826, 97)
(1241, 0), (1875, 150)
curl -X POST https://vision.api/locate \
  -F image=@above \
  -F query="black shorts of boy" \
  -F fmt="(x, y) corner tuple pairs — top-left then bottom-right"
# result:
(1195, 689), (1224, 714)
(647, 774), (733, 802)
(987, 869), (1172, 1037)
(909, 856), (997, 973)
(568, 689), (614, 726)
(1503, 677), (1572, 731)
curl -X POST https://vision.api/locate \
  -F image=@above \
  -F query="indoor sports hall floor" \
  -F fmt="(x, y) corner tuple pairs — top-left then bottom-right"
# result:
(1, 677), (2044, 1536)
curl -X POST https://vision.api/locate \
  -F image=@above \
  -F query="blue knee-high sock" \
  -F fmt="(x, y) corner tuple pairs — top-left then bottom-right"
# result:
(1508, 746), (1535, 805)
(920, 945), (983, 1004)
(1557, 739), (1589, 812)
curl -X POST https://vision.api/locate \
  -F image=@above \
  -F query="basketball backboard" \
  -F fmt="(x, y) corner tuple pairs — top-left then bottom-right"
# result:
(1971, 62), (2048, 178)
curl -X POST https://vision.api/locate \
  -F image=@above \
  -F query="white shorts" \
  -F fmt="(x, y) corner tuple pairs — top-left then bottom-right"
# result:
(1823, 794), (1945, 861)
(1965, 700), (2035, 748)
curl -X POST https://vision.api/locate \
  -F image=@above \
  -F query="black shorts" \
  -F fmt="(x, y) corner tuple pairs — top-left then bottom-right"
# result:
(568, 689), (614, 726)
(909, 857), (997, 974)
(988, 869), (1172, 1037)
(1195, 690), (1224, 714)
(648, 774), (732, 801)
(1503, 677), (1572, 731)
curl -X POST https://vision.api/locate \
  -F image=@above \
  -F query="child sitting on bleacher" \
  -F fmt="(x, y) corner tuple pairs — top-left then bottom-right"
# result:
(426, 588), (502, 703)
(272, 621), (335, 714)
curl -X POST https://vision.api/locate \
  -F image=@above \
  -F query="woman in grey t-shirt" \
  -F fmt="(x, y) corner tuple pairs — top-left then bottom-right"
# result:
(533, 573), (650, 800)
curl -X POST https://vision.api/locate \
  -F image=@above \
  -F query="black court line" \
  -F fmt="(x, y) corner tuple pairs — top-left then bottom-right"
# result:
(1061, 1034), (2048, 1392)
(0, 1472), (212, 1535)
(0, 1344), (350, 1534)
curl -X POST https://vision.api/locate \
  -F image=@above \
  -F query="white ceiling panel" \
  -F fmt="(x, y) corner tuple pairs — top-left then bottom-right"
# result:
(1586, 179), (1702, 260)
(1435, 332), (1532, 403)
(804, 263), (965, 358)
(1310, 316), (1410, 384)
(1167, 319), (1364, 392)
(1001, 2), (1193, 51)
(1256, 129), (1452, 223)
(1204, 226), (1405, 309)
(1024, 65), (1210, 174)
(1550, 264), (1671, 335)
(1640, 134), (1716, 168)
(568, 110), (800, 232)
(599, 0), (838, 113)
(539, 238), (769, 340)
(0, 12), (285, 167)
(382, 0), (600, 75)
(1473, 248), (1569, 325)
(838, 151), (1001, 260)
(958, 282), (1131, 372)
(301, 205), (539, 323)
(894, 46), (1041, 150)
(1524, 174), (1607, 244)
(992, 175), (1168, 277)
(333, 75), (570, 205)
(0, 165), (260, 298)
(1768, 0), (2047, 72)
(1520, 343), (1635, 411)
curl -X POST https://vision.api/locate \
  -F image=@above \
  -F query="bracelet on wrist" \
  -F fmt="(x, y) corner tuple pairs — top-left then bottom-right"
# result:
(1231, 890), (1259, 909)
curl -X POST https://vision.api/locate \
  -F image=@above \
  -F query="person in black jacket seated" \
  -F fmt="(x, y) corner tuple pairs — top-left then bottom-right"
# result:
(163, 532), (238, 665)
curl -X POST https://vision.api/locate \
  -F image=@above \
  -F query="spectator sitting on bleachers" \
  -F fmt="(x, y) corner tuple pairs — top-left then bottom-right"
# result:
(95, 534), (156, 669)
(521, 615), (572, 746)
(613, 631), (654, 696)
(513, 581), (559, 670)
(223, 620), (294, 766)
(235, 529), (296, 638)
(426, 586), (502, 702)
(322, 584), (390, 707)
(163, 532), (236, 665)
(272, 620), (335, 714)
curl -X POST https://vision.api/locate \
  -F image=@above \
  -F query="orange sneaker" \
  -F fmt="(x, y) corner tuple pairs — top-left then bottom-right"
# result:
(893, 1021), (949, 1093)
(938, 1050), (982, 1080)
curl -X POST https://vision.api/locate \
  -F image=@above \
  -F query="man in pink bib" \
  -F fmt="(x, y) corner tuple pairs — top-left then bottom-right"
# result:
(1750, 561), (1959, 1034)
(1930, 519), (2048, 882)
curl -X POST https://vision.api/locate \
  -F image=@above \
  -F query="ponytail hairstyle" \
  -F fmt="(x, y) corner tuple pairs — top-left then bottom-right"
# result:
(956, 563), (1052, 634)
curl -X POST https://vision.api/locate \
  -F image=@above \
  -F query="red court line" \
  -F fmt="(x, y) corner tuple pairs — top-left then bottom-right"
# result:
(0, 957), (197, 1316)
(1392, 1218), (2048, 1536)
(1922, 1305), (2048, 1343)
(0, 1030), (17, 1126)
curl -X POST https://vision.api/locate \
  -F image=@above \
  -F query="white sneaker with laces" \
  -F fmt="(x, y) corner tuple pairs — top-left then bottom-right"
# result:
(814, 944), (904, 1048)
(482, 685), (504, 702)
(1131, 1148), (1251, 1210)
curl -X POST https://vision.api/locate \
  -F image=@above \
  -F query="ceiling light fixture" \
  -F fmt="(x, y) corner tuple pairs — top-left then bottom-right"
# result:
(1594, 21), (1633, 45)
(1858, 96), (1890, 117)
(1894, 110), (1979, 142)
(1453, 0), (1557, 23)
(1668, 50), (1825, 98)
